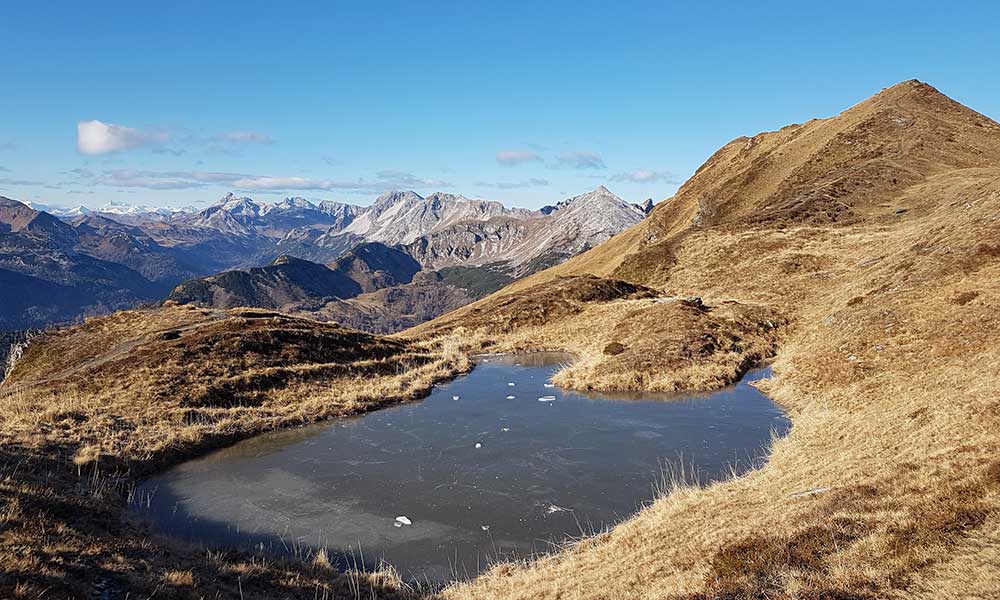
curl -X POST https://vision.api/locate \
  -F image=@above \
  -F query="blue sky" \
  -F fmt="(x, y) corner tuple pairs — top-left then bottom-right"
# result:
(2, 1), (999, 210)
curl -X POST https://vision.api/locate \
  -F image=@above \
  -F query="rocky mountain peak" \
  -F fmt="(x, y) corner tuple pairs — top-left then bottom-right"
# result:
(275, 197), (316, 210)
(270, 254), (311, 267)
(216, 192), (259, 214)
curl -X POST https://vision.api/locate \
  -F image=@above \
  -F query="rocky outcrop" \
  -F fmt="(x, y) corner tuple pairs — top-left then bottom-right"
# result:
(403, 186), (649, 276)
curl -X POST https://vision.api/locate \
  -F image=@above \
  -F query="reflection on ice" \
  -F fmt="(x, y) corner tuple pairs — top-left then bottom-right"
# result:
(135, 352), (789, 583)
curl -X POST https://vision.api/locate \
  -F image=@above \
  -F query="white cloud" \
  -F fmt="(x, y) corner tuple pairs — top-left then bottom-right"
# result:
(76, 120), (170, 155)
(556, 150), (605, 170)
(610, 169), (679, 184)
(496, 150), (543, 166)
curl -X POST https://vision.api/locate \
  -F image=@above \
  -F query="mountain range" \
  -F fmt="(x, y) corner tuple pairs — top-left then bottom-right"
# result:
(0, 186), (651, 329)
(5, 79), (1000, 599)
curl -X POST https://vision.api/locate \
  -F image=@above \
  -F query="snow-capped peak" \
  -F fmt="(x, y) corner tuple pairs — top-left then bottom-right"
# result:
(277, 197), (316, 209)
(215, 193), (260, 215)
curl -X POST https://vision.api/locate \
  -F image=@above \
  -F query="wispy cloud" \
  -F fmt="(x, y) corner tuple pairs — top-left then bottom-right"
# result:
(71, 168), (451, 194)
(609, 169), (679, 184)
(556, 150), (605, 170)
(0, 177), (44, 186)
(229, 176), (341, 191)
(476, 178), (550, 190)
(207, 130), (276, 155)
(89, 170), (212, 190)
(0, 166), (8, 172)
(211, 130), (275, 145)
(496, 150), (543, 166)
(75, 121), (276, 156)
(77, 120), (171, 155)
(374, 170), (450, 188)
(0, 141), (15, 152)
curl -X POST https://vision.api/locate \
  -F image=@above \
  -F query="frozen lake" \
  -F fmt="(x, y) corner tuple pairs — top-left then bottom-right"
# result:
(134, 352), (789, 581)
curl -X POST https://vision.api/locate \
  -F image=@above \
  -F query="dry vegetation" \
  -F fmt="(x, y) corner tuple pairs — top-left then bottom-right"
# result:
(408, 81), (1000, 599)
(0, 304), (467, 598)
(2, 80), (1000, 599)
(411, 275), (784, 392)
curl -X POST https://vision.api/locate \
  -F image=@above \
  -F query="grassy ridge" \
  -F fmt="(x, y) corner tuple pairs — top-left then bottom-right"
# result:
(0, 306), (468, 598)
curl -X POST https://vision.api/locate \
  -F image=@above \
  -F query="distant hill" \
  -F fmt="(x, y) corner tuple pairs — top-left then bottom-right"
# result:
(166, 244), (514, 332)
(166, 243), (420, 309)
(0, 197), (168, 329)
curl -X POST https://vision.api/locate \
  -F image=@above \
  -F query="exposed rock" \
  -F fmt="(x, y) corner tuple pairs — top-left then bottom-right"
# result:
(603, 342), (627, 356)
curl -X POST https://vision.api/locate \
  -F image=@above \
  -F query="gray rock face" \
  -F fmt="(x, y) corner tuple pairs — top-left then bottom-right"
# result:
(1, 185), (651, 329)
(140, 187), (647, 276)
(403, 186), (648, 276)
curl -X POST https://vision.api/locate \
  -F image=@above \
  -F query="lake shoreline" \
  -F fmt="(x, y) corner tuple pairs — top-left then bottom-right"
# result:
(132, 353), (788, 582)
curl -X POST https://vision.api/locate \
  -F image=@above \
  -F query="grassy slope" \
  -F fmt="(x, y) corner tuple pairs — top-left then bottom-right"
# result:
(0, 305), (467, 598)
(404, 82), (1000, 599)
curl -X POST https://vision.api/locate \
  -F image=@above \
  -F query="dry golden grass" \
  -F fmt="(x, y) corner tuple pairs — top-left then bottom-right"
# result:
(426, 86), (1000, 599)
(0, 305), (468, 598)
(410, 278), (783, 393)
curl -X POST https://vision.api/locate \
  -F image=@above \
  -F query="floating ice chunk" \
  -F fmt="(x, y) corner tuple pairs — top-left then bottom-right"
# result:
(537, 395), (556, 402)
(543, 383), (555, 388)
(505, 395), (516, 399)
(507, 382), (515, 387)
(501, 427), (510, 432)
(394, 516), (412, 526)
(475, 442), (482, 449)
(452, 395), (460, 400)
